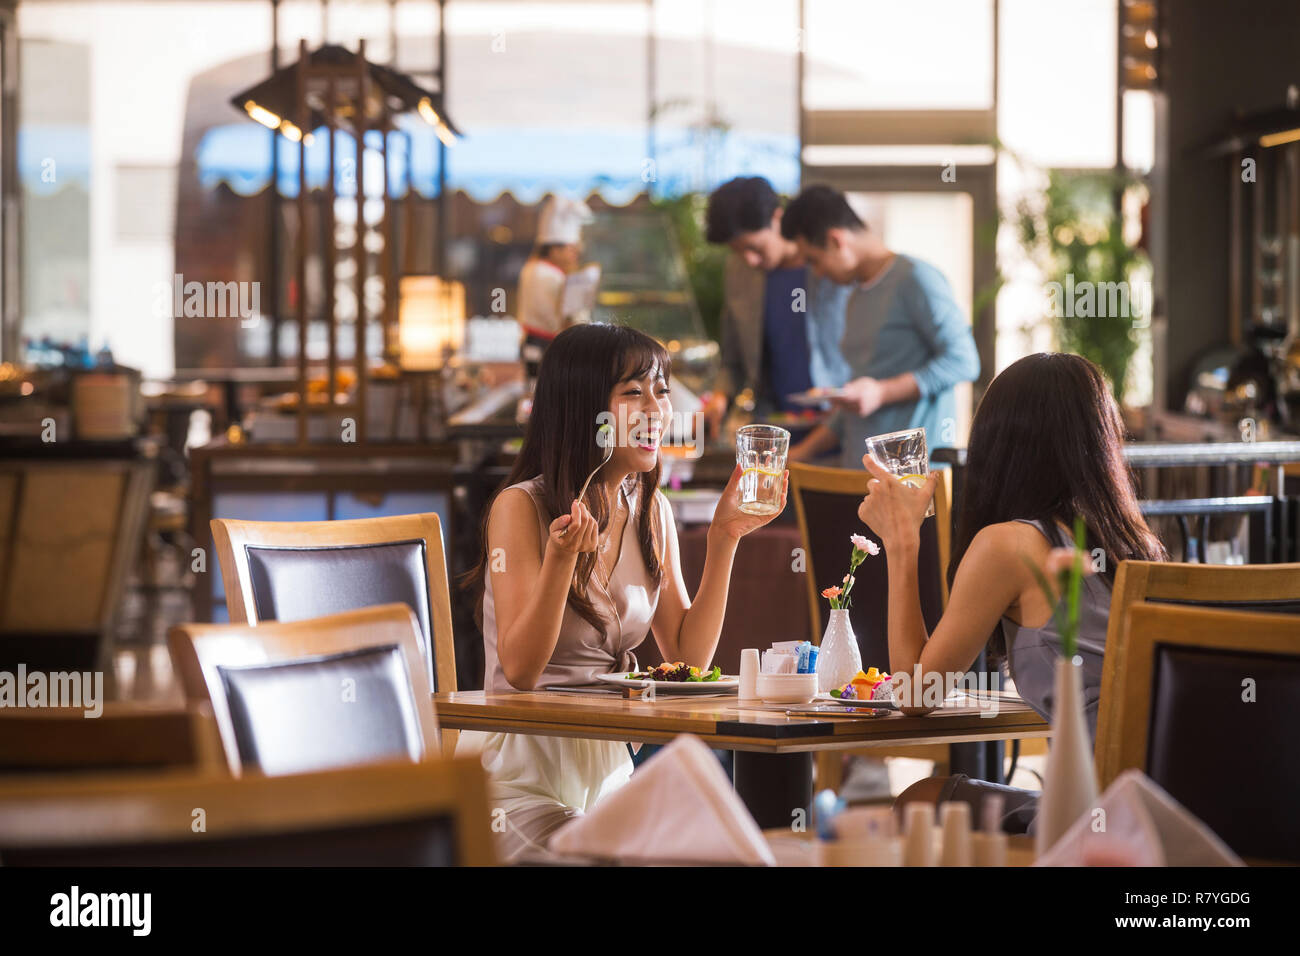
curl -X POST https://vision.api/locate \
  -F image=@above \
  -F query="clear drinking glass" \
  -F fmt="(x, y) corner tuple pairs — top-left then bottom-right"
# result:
(864, 426), (935, 518)
(735, 424), (790, 516)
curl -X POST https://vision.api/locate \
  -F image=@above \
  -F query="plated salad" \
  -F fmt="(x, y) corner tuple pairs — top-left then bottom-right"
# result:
(626, 661), (723, 683)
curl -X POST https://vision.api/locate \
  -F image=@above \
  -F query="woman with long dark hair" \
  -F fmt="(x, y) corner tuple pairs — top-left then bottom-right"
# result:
(855, 352), (1165, 831)
(464, 323), (787, 858)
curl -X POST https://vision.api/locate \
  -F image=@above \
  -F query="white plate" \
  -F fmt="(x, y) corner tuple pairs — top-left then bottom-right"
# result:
(593, 672), (740, 692)
(813, 692), (897, 709)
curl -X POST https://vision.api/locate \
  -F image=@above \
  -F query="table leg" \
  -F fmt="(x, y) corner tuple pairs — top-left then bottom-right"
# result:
(948, 741), (986, 780)
(732, 751), (813, 830)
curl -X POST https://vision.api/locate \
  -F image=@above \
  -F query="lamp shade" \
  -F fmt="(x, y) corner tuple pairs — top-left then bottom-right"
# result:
(230, 43), (462, 142)
(399, 277), (465, 371)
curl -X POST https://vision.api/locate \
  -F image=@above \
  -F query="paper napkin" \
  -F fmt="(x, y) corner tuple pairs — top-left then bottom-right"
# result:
(549, 734), (776, 865)
(1035, 769), (1243, 867)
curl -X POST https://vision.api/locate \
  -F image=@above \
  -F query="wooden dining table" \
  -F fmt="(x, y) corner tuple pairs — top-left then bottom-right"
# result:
(434, 688), (1051, 828)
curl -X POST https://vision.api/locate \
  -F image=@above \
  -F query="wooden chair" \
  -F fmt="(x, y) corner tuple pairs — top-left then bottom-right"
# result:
(790, 463), (954, 788)
(1099, 602), (1300, 863)
(0, 459), (152, 672)
(0, 757), (495, 866)
(791, 463), (953, 629)
(168, 604), (440, 777)
(211, 512), (456, 753)
(1096, 559), (1300, 781)
(0, 701), (224, 776)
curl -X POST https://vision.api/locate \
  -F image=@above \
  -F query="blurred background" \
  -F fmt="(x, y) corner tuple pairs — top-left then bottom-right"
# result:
(1, 0), (1298, 710)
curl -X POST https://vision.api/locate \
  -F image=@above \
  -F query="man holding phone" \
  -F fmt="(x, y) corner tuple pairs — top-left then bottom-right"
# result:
(703, 177), (852, 428)
(779, 185), (980, 468)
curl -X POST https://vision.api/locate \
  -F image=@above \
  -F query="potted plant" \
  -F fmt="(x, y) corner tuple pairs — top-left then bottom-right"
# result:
(1014, 168), (1149, 405)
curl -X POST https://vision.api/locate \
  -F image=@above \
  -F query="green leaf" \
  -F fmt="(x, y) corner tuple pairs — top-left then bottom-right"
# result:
(1064, 516), (1087, 660)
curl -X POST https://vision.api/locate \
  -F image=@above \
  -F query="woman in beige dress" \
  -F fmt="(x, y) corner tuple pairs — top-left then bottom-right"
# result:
(463, 324), (787, 859)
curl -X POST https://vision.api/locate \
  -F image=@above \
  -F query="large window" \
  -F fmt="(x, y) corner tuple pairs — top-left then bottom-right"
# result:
(804, 0), (994, 110)
(18, 1), (279, 377)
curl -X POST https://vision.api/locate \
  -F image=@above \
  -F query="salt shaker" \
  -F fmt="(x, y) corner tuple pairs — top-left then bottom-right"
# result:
(973, 794), (1008, 867)
(939, 801), (973, 866)
(902, 803), (934, 867)
(739, 648), (760, 700)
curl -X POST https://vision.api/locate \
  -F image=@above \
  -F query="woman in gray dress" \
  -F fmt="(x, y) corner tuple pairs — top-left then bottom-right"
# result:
(463, 324), (787, 859)
(855, 353), (1166, 832)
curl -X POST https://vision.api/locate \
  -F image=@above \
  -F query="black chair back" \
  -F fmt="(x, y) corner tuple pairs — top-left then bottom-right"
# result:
(218, 644), (422, 776)
(1146, 642), (1300, 862)
(1149, 596), (1300, 615)
(798, 488), (943, 668)
(244, 540), (438, 688)
(3, 814), (458, 866)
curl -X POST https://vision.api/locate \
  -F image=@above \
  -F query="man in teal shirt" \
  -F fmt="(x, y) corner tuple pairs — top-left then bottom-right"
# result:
(780, 185), (980, 467)
(704, 177), (852, 422)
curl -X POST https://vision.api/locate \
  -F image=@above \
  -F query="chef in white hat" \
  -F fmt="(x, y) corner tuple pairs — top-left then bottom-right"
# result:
(517, 196), (594, 380)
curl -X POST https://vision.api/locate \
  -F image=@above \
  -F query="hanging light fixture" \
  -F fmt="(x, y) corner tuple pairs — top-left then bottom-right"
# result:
(231, 44), (461, 144)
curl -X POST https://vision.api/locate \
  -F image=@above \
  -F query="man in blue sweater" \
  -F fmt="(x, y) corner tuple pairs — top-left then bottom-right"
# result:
(780, 185), (980, 468)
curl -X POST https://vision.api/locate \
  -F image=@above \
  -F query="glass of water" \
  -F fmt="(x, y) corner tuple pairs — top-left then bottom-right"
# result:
(735, 424), (790, 516)
(864, 426), (934, 518)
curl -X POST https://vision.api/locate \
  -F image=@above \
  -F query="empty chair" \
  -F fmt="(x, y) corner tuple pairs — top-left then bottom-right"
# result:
(210, 513), (456, 695)
(1101, 602), (1300, 863)
(0, 758), (495, 866)
(1097, 560), (1300, 777)
(0, 459), (153, 673)
(167, 604), (439, 776)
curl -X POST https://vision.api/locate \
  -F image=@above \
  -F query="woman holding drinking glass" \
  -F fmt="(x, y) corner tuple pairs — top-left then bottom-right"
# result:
(856, 353), (1166, 832)
(464, 323), (787, 859)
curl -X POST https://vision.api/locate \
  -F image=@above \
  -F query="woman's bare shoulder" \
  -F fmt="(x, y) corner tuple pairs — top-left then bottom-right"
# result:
(969, 521), (1053, 560)
(488, 486), (544, 538)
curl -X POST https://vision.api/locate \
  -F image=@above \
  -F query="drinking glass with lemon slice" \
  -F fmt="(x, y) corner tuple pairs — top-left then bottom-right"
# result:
(735, 424), (790, 516)
(864, 426), (935, 518)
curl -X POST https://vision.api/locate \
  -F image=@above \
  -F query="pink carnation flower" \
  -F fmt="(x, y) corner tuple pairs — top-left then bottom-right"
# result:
(851, 534), (880, 556)
(1045, 547), (1095, 577)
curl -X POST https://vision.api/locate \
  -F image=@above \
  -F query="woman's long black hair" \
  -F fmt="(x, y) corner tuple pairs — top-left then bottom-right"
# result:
(950, 352), (1167, 660)
(465, 324), (670, 637)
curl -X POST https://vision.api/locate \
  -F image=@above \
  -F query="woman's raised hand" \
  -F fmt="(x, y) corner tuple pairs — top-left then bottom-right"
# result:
(856, 454), (939, 549)
(549, 499), (599, 555)
(708, 464), (789, 543)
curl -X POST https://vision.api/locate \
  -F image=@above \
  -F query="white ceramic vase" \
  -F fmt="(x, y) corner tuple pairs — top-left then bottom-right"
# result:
(815, 608), (862, 693)
(1035, 655), (1099, 857)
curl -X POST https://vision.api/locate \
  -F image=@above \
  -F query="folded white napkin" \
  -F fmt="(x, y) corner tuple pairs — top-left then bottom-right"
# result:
(549, 734), (776, 865)
(762, 650), (797, 674)
(1036, 769), (1243, 867)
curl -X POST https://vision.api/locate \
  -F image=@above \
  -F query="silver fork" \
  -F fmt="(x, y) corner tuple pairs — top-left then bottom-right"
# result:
(558, 438), (614, 537)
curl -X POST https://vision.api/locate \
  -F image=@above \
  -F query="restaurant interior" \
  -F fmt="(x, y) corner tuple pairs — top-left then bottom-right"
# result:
(0, 0), (1297, 886)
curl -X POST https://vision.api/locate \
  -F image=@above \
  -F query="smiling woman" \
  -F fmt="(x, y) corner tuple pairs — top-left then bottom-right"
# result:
(460, 323), (788, 860)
